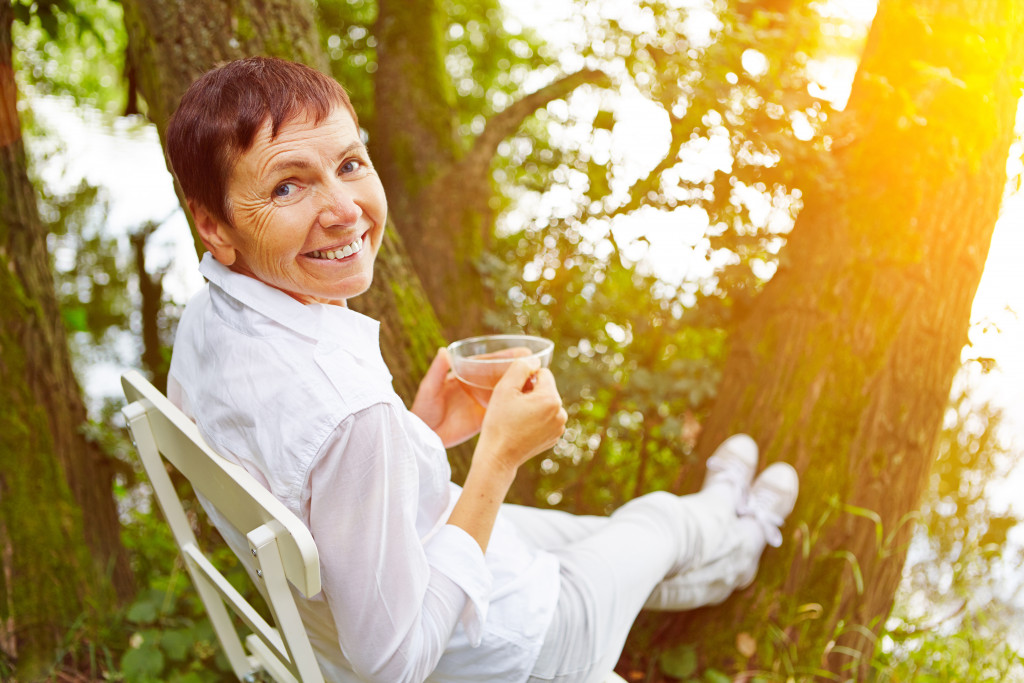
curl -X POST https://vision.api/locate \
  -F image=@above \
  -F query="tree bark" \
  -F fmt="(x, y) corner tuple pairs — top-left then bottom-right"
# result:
(371, 0), (485, 341)
(131, 223), (169, 392)
(0, 2), (130, 678)
(372, 0), (609, 340)
(646, 0), (1024, 677)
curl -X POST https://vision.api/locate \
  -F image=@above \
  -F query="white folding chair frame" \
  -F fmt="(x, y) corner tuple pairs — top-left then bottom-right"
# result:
(122, 370), (324, 683)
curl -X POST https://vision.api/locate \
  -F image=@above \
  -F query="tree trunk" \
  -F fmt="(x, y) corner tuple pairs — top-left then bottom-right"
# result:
(372, 0), (608, 341)
(131, 224), (169, 392)
(0, 3), (131, 678)
(646, 0), (1023, 678)
(371, 0), (487, 341)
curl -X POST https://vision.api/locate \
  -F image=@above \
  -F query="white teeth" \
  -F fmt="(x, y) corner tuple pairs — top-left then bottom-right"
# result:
(310, 237), (364, 260)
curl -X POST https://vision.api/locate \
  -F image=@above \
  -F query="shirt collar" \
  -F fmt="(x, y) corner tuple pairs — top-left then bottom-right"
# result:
(199, 252), (382, 358)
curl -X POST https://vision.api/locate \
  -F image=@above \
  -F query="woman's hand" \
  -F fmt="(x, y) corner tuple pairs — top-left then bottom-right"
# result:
(447, 357), (567, 552)
(475, 357), (568, 472)
(411, 348), (486, 448)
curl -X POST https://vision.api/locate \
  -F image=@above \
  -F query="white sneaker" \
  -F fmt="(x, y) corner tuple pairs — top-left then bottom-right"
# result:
(701, 434), (759, 505)
(644, 457), (799, 612)
(740, 462), (799, 548)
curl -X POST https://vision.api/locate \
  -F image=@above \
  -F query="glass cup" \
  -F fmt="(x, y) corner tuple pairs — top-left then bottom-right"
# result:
(447, 334), (554, 406)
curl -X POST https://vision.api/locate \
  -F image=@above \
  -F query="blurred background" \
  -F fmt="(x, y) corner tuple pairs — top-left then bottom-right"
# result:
(7, 0), (1024, 680)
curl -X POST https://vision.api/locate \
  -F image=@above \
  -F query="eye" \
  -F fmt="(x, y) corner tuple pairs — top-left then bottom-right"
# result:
(340, 159), (364, 175)
(273, 182), (297, 198)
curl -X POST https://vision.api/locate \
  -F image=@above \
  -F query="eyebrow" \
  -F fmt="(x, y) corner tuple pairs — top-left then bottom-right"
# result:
(264, 141), (367, 178)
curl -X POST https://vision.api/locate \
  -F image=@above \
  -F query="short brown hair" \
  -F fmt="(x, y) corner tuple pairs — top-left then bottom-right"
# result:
(166, 57), (357, 225)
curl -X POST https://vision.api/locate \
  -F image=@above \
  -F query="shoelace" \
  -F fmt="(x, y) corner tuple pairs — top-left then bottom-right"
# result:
(738, 491), (785, 548)
(705, 453), (753, 503)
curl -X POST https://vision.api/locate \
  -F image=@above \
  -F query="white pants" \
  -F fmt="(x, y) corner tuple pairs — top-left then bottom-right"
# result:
(502, 489), (761, 683)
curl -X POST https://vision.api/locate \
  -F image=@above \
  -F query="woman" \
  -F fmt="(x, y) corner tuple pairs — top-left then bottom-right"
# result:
(165, 56), (798, 683)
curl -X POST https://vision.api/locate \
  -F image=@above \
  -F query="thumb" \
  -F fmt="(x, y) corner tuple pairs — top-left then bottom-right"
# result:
(495, 356), (541, 393)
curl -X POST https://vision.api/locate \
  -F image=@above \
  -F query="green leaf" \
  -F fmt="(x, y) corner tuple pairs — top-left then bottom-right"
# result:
(121, 644), (165, 681)
(125, 597), (159, 624)
(125, 588), (171, 624)
(160, 628), (193, 661)
(704, 669), (732, 683)
(62, 306), (89, 332)
(213, 647), (232, 672)
(169, 672), (207, 683)
(659, 643), (697, 679)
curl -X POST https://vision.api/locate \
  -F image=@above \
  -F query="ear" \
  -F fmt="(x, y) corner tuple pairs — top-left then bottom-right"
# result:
(190, 201), (237, 267)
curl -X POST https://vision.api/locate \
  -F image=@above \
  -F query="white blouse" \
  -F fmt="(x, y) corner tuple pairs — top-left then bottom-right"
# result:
(168, 254), (559, 682)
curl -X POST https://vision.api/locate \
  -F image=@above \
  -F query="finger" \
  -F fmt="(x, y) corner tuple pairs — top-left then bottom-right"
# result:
(542, 417), (567, 450)
(529, 368), (559, 395)
(523, 373), (537, 393)
(421, 347), (452, 392)
(496, 356), (542, 391)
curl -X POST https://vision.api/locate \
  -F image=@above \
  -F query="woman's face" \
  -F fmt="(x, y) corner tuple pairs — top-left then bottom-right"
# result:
(199, 107), (387, 306)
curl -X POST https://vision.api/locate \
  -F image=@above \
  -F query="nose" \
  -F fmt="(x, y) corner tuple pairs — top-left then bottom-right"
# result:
(317, 179), (361, 228)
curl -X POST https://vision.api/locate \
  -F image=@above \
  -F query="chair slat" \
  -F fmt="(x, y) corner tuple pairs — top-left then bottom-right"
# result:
(181, 543), (291, 665)
(122, 370), (320, 597)
(246, 635), (300, 683)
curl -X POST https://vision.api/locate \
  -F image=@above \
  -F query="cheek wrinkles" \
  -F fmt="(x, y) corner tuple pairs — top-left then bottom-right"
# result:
(229, 198), (277, 251)
(249, 211), (279, 250)
(230, 190), (270, 224)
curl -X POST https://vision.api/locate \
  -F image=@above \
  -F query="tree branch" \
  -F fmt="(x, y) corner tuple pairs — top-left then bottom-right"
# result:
(462, 68), (611, 175)
(589, 113), (690, 223)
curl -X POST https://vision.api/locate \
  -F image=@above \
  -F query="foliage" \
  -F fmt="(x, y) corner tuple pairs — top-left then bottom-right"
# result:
(441, 0), (552, 138)
(875, 612), (1024, 683)
(640, 356), (1024, 683)
(114, 500), (243, 683)
(56, 411), (257, 682)
(13, 0), (127, 113)
(492, 0), (838, 291)
(491, 222), (727, 511)
(872, 357), (1024, 681)
(480, 0), (858, 509)
(317, 0), (378, 123)
(318, 0), (550, 146)
(21, 96), (182, 398)
(42, 181), (134, 352)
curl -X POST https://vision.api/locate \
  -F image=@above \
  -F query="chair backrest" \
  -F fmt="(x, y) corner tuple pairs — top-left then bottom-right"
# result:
(121, 370), (324, 683)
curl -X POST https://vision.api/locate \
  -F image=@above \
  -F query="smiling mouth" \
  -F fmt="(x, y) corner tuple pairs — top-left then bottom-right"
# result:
(308, 235), (364, 260)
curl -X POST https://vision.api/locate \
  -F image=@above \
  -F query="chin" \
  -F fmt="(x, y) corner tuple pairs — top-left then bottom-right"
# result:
(337, 274), (374, 302)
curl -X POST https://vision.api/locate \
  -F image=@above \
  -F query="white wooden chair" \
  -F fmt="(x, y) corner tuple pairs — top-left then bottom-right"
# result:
(122, 370), (324, 683)
(122, 370), (627, 683)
